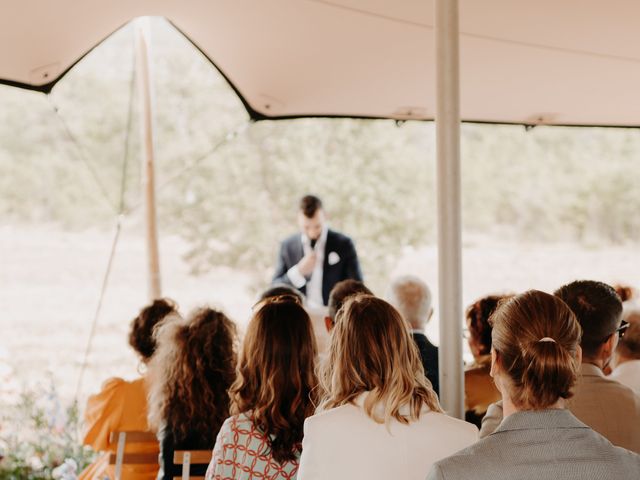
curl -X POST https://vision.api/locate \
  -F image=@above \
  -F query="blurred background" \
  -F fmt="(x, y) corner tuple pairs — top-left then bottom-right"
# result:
(1, 18), (639, 407)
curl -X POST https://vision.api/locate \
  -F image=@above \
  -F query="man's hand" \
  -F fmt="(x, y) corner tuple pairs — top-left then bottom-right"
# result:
(297, 252), (317, 277)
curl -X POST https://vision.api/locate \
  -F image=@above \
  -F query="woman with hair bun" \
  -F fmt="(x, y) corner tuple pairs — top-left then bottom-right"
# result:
(428, 290), (640, 480)
(297, 295), (477, 480)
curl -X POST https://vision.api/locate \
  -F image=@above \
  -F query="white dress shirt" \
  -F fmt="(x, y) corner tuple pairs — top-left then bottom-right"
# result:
(286, 226), (328, 308)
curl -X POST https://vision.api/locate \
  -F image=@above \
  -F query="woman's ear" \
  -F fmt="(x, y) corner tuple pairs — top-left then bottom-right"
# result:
(490, 348), (499, 378)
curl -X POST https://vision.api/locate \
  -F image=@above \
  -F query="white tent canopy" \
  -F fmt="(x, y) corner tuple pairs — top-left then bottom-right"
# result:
(2, 0), (639, 126)
(2, 0), (638, 417)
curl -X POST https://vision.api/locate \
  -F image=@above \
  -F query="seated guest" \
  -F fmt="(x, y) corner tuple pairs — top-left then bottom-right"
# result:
(206, 296), (317, 479)
(610, 310), (640, 394)
(480, 281), (640, 453)
(147, 308), (237, 480)
(297, 295), (477, 480)
(79, 299), (177, 480)
(464, 294), (507, 427)
(259, 283), (306, 305)
(428, 290), (640, 480)
(387, 275), (439, 397)
(324, 279), (372, 332)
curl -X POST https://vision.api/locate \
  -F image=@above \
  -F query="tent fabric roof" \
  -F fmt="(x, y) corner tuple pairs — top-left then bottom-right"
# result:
(2, 0), (639, 126)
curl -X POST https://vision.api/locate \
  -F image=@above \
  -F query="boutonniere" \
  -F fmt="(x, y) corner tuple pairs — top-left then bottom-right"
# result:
(328, 251), (341, 265)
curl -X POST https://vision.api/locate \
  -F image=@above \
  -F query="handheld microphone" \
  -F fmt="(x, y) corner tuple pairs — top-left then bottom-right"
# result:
(310, 238), (317, 249)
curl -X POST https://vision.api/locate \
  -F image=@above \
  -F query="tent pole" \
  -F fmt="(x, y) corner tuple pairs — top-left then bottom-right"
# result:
(435, 0), (464, 418)
(135, 18), (162, 300)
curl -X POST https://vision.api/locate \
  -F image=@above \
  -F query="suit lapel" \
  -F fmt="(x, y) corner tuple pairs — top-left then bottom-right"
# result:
(292, 235), (304, 264)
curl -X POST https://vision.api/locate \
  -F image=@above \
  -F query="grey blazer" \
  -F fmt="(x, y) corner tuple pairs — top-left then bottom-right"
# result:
(480, 363), (640, 453)
(427, 409), (640, 480)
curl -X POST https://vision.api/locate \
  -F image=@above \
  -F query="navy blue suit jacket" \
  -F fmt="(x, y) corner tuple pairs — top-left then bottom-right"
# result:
(272, 229), (363, 305)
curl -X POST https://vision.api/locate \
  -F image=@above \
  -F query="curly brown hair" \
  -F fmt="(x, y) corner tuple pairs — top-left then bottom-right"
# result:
(147, 307), (237, 446)
(231, 297), (317, 463)
(128, 298), (178, 361)
(466, 294), (511, 356)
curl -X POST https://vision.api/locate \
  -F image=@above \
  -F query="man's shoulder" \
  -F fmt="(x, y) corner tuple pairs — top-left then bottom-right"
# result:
(327, 229), (355, 246)
(579, 372), (640, 405)
(280, 233), (302, 247)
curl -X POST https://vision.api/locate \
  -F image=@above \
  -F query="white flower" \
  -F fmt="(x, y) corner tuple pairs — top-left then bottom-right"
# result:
(28, 455), (44, 471)
(52, 458), (78, 480)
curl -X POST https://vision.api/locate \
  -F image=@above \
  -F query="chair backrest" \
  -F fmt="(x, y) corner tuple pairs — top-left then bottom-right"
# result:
(173, 450), (211, 480)
(108, 431), (158, 480)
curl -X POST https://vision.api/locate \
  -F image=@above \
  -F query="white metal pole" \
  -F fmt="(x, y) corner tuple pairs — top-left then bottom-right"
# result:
(135, 18), (162, 300)
(435, 0), (464, 418)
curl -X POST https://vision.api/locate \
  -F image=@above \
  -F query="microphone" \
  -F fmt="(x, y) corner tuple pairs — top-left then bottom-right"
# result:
(310, 238), (317, 250)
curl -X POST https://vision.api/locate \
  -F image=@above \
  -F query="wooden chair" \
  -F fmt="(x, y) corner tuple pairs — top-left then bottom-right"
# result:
(173, 450), (212, 480)
(108, 431), (159, 480)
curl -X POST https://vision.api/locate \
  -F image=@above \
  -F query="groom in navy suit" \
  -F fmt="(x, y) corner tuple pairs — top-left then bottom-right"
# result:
(273, 195), (363, 307)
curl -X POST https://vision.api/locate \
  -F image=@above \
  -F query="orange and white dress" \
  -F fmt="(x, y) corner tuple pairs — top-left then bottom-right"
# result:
(79, 377), (158, 480)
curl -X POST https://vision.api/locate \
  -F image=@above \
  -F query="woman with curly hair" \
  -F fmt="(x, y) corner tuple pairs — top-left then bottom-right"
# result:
(464, 294), (511, 427)
(297, 295), (477, 480)
(79, 298), (178, 480)
(206, 296), (317, 480)
(147, 307), (237, 480)
(427, 290), (640, 479)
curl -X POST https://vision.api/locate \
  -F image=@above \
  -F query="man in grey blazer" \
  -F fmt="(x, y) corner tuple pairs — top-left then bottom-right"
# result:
(480, 280), (640, 453)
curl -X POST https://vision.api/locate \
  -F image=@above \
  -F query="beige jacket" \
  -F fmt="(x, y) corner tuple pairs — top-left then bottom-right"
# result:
(480, 363), (640, 453)
(297, 392), (478, 480)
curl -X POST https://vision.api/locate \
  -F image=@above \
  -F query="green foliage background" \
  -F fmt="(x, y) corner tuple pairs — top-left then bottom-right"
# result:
(1, 19), (639, 293)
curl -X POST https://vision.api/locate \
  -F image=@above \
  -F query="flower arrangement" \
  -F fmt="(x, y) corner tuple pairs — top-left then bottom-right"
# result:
(0, 380), (95, 480)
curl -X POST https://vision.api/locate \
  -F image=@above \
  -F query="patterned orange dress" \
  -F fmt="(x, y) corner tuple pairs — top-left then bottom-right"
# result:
(78, 377), (158, 480)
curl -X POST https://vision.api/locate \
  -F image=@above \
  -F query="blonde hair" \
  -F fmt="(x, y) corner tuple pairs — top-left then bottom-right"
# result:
(320, 294), (441, 423)
(491, 290), (582, 410)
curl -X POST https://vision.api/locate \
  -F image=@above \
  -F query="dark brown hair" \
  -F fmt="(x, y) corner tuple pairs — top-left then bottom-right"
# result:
(491, 290), (582, 410)
(148, 308), (237, 447)
(466, 295), (510, 356)
(554, 280), (622, 357)
(328, 279), (372, 321)
(259, 284), (305, 305)
(299, 194), (323, 218)
(231, 297), (317, 463)
(128, 298), (177, 361)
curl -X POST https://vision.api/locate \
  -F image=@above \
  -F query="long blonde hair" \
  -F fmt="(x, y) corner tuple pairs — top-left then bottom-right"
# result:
(320, 294), (441, 423)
